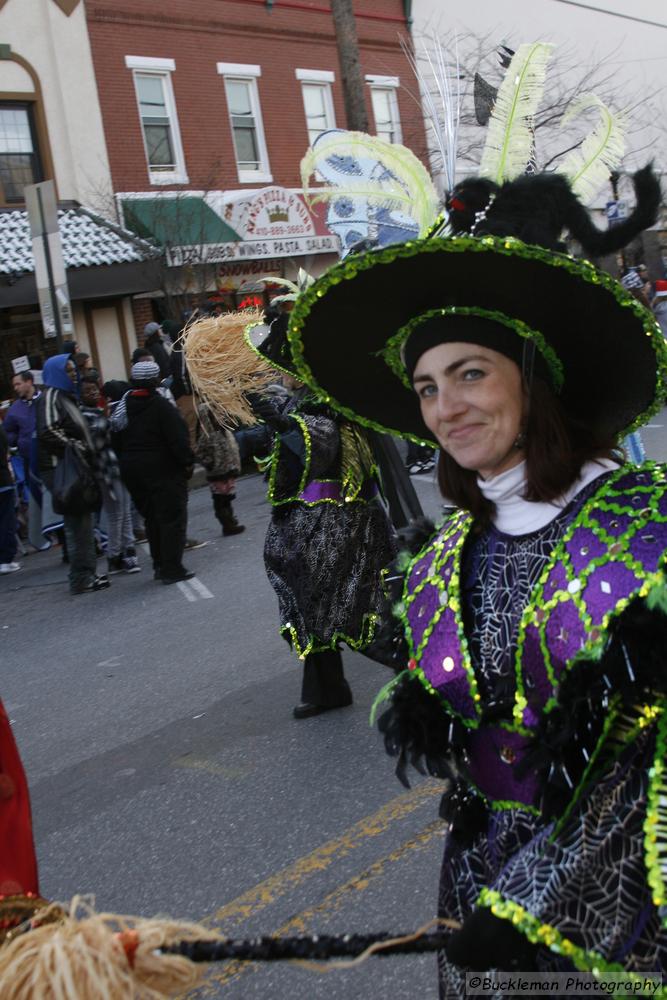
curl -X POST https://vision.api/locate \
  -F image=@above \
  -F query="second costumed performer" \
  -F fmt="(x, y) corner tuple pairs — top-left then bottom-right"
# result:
(247, 308), (396, 719)
(286, 218), (667, 990)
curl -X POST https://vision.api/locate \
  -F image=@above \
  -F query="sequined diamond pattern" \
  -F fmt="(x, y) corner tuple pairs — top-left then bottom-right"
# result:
(516, 464), (667, 726)
(402, 464), (667, 735)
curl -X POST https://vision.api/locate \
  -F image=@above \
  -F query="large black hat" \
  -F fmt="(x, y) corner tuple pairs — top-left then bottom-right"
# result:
(288, 235), (667, 446)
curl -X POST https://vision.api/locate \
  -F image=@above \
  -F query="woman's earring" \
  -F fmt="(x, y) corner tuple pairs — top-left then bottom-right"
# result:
(513, 430), (526, 449)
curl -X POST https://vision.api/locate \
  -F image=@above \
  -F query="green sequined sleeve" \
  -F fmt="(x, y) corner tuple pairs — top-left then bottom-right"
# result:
(267, 411), (340, 506)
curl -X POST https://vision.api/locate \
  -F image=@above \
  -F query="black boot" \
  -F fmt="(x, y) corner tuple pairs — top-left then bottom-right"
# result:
(213, 494), (245, 536)
(293, 649), (352, 718)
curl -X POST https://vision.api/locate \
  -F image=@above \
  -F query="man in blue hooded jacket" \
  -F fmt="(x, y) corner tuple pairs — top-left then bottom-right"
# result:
(36, 354), (109, 595)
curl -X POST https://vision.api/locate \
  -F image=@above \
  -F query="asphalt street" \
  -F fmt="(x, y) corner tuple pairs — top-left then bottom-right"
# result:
(2, 412), (666, 999)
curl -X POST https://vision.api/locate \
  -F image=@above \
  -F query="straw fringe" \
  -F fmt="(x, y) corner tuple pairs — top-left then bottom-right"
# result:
(0, 896), (221, 999)
(181, 309), (274, 429)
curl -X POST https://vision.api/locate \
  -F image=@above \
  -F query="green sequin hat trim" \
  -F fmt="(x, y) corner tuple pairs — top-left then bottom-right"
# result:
(383, 305), (565, 392)
(288, 234), (667, 445)
(243, 317), (297, 379)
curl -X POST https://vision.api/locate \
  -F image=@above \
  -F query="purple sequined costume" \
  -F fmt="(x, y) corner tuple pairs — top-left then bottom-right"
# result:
(399, 464), (667, 997)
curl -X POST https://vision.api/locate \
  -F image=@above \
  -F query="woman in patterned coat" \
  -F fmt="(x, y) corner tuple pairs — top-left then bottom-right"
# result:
(287, 233), (667, 995)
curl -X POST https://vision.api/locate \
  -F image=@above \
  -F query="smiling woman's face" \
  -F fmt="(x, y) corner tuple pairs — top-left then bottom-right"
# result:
(412, 341), (526, 480)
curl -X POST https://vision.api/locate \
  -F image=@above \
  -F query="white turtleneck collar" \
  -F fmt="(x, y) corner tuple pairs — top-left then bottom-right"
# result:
(477, 457), (620, 535)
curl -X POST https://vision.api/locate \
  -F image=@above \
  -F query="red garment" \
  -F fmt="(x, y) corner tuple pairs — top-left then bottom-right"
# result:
(0, 699), (38, 895)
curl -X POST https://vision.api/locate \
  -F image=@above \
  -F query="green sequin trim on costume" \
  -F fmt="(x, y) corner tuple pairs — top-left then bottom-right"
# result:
(382, 306), (565, 392)
(287, 234), (667, 443)
(280, 612), (379, 661)
(513, 462), (667, 727)
(266, 404), (381, 507)
(266, 412), (311, 507)
(340, 422), (377, 500)
(477, 889), (667, 996)
(643, 701), (667, 927)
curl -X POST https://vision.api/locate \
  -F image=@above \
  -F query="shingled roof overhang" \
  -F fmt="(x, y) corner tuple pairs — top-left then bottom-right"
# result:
(0, 202), (162, 308)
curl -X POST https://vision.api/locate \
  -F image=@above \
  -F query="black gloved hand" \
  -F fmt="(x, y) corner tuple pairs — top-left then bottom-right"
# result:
(248, 393), (291, 433)
(445, 907), (540, 972)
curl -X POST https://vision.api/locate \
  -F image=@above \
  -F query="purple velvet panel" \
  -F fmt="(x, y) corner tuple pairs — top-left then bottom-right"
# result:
(627, 526), (667, 572)
(407, 582), (441, 650)
(544, 599), (587, 678)
(466, 728), (539, 807)
(582, 563), (644, 626)
(568, 526), (609, 576)
(419, 607), (477, 719)
(612, 470), (654, 493)
(410, 547), (437, 586)
(521, 622), (554, 721)
(542, 561), (569, 601)
(594, 508), (635, 538)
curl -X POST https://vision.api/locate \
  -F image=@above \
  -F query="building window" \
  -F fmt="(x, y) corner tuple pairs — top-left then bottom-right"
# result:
(217, 63), (272, 184)
(296, 69), (335, 145)
(366, 76), (402, 144)
(125, 56), (188, 185)
(0, 103), (43, 204)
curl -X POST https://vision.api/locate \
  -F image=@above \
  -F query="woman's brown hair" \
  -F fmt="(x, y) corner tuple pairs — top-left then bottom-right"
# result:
(436, 376), (621, 528)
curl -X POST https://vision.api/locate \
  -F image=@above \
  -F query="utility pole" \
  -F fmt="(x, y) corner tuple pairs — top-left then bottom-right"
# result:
(331, 0), (368, 131)
(609, 171), (627, 273)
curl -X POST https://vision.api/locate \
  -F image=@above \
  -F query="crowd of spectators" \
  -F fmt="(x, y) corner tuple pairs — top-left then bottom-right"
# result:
(0, 310), (257, 592)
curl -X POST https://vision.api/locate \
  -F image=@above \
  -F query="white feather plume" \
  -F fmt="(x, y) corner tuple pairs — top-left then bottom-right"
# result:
(559, 93), (627, 204)
(401, 34), (461, 193)
(300, 130), (439, 237)
(479, 42), (554, 184)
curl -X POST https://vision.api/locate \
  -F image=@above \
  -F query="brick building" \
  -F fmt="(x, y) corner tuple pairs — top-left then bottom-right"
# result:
(86, 0), (428, 320)
(0, 0), (160, 402)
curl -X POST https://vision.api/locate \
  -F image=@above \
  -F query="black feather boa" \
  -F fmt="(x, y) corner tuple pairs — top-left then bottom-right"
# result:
(360, 517), (436, 670)
(377, 674), (490, 844)
(518, 596), (667, 818)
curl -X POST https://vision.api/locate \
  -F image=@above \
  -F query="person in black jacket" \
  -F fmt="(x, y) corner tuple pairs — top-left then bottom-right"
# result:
(111, 360), (195, 584)
(37, 354), (109, 595)
(165, 320), (198, 451)
(143, 322), (171, 378)
(0, 424), (20, 574)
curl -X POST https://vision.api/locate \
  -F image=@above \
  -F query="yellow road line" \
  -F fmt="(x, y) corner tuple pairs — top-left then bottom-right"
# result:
(196, 817), (444, 994)
(206, 781), (442, 931)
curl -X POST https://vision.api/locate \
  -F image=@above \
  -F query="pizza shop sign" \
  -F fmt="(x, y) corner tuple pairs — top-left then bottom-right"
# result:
(221, 186), (339, 261)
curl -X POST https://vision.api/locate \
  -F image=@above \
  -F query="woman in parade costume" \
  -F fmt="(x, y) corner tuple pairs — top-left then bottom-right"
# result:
(194, 404), (245, 537)
(247, 309), (396, 719)
(285, 227), (667, 994)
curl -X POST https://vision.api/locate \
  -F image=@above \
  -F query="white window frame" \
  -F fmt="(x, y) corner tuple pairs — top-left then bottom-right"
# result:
(365, 74), (402, 144)
(295, 69), (336, 145)
(125, 56), (188, 186)
(217, 62), (272, 184)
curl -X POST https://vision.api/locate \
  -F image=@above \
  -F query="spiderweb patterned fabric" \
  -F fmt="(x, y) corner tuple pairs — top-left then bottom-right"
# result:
(437, 733), (665, 998)
(436, 473), (667, 996)
(460, 476), (606, 706)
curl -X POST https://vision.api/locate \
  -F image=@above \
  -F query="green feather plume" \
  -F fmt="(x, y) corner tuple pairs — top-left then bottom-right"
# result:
(646, 580), (667, 616)
(479, 42), (554, 184)
(560, 93), (626, 204)
(369, 670), (409, 726)
(300, 131), (439, 238)
(254, 269), (315, 305)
